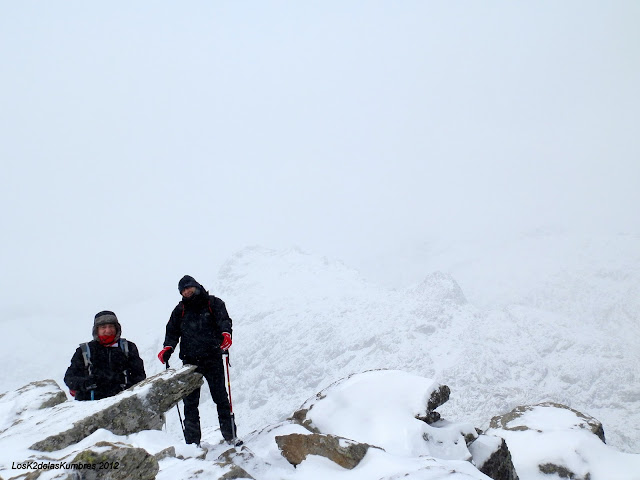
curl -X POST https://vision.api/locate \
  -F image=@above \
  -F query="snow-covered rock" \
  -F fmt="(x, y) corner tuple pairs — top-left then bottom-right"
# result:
(487, 403), (640, 480)
(0, 366), (201, 456)
(2, 368), (639, 480)
(0, 379), (67, 436)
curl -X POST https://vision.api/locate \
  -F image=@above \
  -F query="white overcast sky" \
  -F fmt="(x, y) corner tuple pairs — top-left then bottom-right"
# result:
(1, 1), (638, 318)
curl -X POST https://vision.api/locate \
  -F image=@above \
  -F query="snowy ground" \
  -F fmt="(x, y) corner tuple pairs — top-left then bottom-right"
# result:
(1, 369), (638, 480)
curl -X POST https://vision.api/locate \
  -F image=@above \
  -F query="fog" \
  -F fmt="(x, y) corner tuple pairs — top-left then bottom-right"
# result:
(1, 1), (638, 319)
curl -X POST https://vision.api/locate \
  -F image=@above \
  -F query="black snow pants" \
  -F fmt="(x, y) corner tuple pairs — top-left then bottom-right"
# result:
(182, 356), (235, 444)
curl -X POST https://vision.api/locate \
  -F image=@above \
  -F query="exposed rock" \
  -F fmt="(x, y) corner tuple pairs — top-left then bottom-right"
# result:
(469, 435), (519, 480)
(219, 464), (255, 480)
(538, 463), (583, 479)
(416, 384), (451, 424)
(489, 402), (605, 443)
(288, 408), (320, 433)
(69, 444), (158, 480)
(29, 366), (203, 452)
(153, 446), (176, 462)
(217, 447), (257, 479)
(275, 432), (380, 469)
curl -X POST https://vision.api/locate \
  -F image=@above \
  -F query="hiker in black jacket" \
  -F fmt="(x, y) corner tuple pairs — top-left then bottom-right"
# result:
(64, 311), (146, 401)
(158, 275), (236, 445)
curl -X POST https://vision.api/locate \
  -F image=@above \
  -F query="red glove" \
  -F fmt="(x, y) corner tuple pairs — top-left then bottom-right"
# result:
(220, 332), (232, 350)
(158, 346), (173, 364)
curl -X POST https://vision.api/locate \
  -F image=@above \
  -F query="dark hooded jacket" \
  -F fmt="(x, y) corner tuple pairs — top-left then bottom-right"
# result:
(163, 282), (232, 364)
(64, 339), (146, 401)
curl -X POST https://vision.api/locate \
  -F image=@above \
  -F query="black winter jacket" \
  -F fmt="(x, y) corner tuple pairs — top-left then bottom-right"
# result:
(163, 291), (232, 364)
(64, 339), (146, 401)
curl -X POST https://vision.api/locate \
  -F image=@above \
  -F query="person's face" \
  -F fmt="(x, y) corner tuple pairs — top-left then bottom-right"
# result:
(97, 324), (117, 336)
(181, 286), (197, 298)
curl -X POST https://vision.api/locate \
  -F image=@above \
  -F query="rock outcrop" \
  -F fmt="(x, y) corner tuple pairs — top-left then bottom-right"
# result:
(284, 369), (519, 478)
(416, 384), (451, 424)
(6, 369), (633, 480)
(27, 366), (203, 452)
(489, 402), (605, 443)
(69, 441), (159, 480)
(486, 402), (638, 480)
(469, 435), (519, 480)
(0, 380), (67, 436)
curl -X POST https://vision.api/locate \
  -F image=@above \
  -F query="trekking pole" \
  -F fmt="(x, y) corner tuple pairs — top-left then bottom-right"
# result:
(222, 351), (238, 442)
(166, 360), (185, 437)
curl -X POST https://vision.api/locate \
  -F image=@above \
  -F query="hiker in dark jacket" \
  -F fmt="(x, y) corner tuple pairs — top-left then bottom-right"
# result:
(158, 275), (236, 445)
(64, 311), (146, 401)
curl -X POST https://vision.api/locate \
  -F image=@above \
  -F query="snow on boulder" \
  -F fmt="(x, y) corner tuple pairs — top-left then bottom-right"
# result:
(487, 402), (640, 480)
(290, 370), (473, 459)
(0, 379), (67, 436)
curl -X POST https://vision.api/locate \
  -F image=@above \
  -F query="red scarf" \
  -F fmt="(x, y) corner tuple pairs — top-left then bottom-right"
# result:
(98, 334), (117, 346)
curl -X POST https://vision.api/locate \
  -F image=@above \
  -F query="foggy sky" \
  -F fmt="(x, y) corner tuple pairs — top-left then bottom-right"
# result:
(1, 1), (638, 319)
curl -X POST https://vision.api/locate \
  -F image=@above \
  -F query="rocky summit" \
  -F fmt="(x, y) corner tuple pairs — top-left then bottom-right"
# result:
(0, 369), (638, 480)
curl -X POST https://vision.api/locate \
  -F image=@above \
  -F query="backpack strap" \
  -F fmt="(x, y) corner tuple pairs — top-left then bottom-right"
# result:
(120, 338), (129, 358)
(80, 342), (92, 375)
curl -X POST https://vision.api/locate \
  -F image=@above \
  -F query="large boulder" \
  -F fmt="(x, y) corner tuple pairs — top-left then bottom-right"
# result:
(288, 370), (481, 465)
(1, 366), (203, 452)
(69, 441), (159, 480)
(290, 369), (453, 447)
(487, 403), (640, 480)
(275, 432), (379, 469)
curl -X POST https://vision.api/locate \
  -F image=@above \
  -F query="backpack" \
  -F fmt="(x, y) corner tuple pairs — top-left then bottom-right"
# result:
(180, 296), (233, 328)
(80, 339), (130, 389)
(180, 298), (214, 318)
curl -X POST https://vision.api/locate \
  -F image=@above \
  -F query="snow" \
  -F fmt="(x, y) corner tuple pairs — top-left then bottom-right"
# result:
(1, 232), (639, 479)
(300, 371), (438, 456)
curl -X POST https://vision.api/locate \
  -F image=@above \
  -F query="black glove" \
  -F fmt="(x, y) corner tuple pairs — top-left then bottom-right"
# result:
(82, 375), (97, 391)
